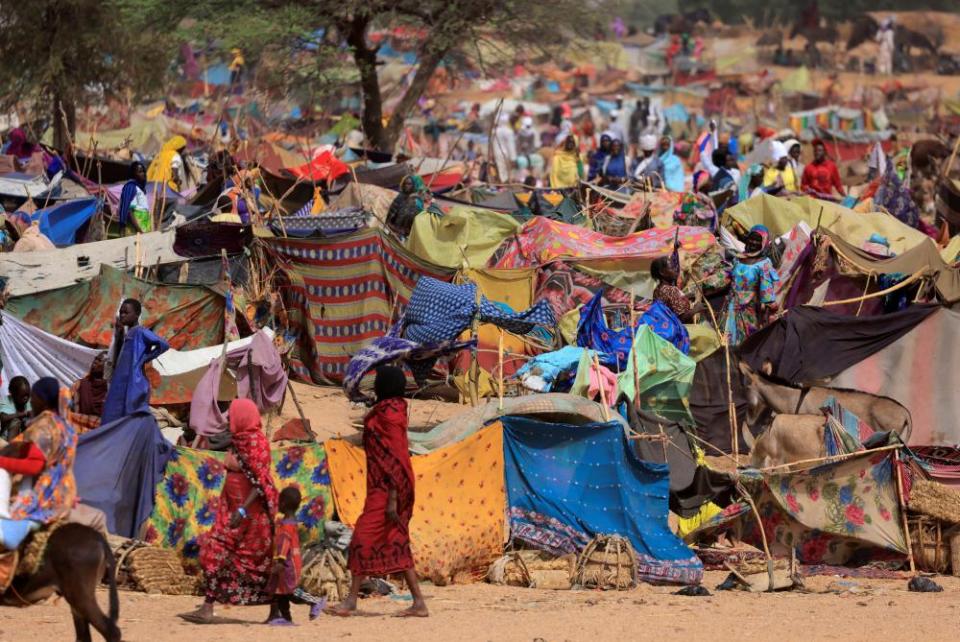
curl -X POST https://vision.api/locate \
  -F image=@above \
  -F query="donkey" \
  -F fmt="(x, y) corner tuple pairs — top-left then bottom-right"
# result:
(4, 523), (120, 642)
(738, 362), (912, 441)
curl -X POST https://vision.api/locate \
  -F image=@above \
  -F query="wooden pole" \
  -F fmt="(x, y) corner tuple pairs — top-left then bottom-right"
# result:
(592, 354), (610, 422)
(497, 329), (505, 412)
(468, 283), (482, 407)
(286, 380), (317, 441)
(894, 450), (917, 574)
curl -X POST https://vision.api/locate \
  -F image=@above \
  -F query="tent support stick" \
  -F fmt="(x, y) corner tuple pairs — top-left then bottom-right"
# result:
(894, 450), (916, 574)
(286, 380), (316, 440)
(738, 482), (774, 591)
(497, 329), (504, 411)
(593, 354), (610, 422)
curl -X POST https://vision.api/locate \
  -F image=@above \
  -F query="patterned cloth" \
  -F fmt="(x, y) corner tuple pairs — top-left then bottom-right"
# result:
(723, 258), (779, 345)
(501, 416), (703, 585)
(693, 452), (907, 564)
(269, 207), (369, 238)
(345, 398), (416, 576)
(874, 166), (920, 228)
(199, 400), (278, 605)
(402, 277), (555, 344)
(326, 424), (505, 582)
(487, 217), (716, 268)
(640, 300), (690, 355)
(7, 408), (77, 524)
(653, 283), (692, 318)
(342, 331), (474, 403)
(268, 230), (454, 384)
(144, 444), (332, 572)
(575, 291), (636, 369)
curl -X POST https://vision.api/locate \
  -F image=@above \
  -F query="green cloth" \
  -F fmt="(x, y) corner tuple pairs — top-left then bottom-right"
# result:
(686, 324), (720, 362)
(722, 193), (929, 255)
(405, 206), (521, 269)
(617, 325), (696, 424)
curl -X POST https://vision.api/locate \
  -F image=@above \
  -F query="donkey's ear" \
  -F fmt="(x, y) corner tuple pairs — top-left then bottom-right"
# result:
(737, 360), (753, 377)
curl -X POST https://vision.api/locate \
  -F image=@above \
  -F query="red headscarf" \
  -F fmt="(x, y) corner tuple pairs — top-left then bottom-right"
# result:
(229, 398), (278, 517)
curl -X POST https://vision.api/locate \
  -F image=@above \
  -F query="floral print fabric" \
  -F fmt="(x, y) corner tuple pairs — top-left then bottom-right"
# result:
(8, 409), (78, 524)
(144, 444), (333, 573)
(723, 258), (779, 345)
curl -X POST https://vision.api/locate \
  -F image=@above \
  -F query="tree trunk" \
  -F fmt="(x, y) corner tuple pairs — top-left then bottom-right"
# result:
(381, 47), (448, 153)
(52, 92), (76, 153)
(343, 17), (387, 152)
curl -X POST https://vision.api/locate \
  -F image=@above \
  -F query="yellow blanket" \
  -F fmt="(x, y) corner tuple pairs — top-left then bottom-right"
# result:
(326, 425), (505, 582)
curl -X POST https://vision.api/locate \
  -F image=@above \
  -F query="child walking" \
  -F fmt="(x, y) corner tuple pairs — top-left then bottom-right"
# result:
(266, 486), (323, 625)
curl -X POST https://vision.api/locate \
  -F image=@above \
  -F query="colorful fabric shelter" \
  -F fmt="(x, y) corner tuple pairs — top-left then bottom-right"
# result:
(617, 325), (697, 423)
(501, 416), (703, 585)
(326, 425), (506, 582)
(487, 218), (716, 268)
(267, 229), (454, 384)
(144, 443), (334, 569)
(405, 207), (521, 269)
(723, 194), (928, 255)
(6, 265), (226, 351)
(30, 197), (99, 246)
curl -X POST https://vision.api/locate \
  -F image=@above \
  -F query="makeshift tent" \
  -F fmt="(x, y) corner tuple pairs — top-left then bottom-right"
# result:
(723, 194), (928, 255)
(326, 425), (506, 582)
(30, 197), (98, 246)
(267, 229), (454, 384)
(6, 264), (228, 351)
(407, 394), (625, 454)
(690, 451), (907, 565)
(617, 325), (697, 424)
(144, 443), (334, 568)
(286, 150), (349, 183)
(501, 416), (703, 585)
(0, 311), (269, 404)
(488, 218), (716, 268)
(405, 207), (521, 270)
(738, 304), (960, 446)
(0, 231), (179, 296)
(75, 411), (173, 538)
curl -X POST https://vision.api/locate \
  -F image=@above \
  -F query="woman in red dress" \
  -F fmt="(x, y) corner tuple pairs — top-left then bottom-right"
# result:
(182, 398), (278, 623)
(327, 366), (428, 617)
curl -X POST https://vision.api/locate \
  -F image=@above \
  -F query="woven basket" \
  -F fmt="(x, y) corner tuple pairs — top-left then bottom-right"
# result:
(110, 538), (199, 595)
(908, 478), (960, 524)
(909, 515), (951, 574)
(300, 548), (351, 602)
(487, 551), (575, 589)
(574, 535), (638, 591)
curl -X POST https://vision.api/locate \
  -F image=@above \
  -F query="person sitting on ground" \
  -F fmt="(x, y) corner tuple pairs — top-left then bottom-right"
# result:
(651, 257), (703, 323)
(66, 352), (108, 433)
(633, 135), (664, 188)
(0, 377), (31, 443)
(326, 366), (428, 618)
(801, 139), (845, 199)
(117, 161), (150, 235)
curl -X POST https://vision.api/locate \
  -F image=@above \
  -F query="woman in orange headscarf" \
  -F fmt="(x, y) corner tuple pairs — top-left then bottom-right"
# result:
(183, 399), (278, 624)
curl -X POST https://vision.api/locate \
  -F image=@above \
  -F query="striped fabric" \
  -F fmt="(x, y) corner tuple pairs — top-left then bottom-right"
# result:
(267, 230), (454, 384)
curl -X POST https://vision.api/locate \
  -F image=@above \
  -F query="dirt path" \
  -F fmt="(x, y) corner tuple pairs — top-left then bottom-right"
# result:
(6, 572), (959, 642)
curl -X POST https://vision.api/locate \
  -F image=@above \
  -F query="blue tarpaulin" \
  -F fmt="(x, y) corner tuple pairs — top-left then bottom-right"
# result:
(501, 416), (704, 585)
(202, 63), (231, 86)
(31, 197), (98, 247)
(75, 411), (174, 537)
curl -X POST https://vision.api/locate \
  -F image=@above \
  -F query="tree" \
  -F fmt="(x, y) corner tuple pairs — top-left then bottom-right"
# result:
(0, 0), (174, 150)
(184, 0), (615, 151)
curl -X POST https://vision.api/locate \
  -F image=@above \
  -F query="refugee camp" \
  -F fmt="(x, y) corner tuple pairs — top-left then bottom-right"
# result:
(2, 1), (960, 640)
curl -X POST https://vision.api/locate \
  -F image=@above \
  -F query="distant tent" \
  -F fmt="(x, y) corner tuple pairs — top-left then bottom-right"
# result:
(31, 197), (98, 246)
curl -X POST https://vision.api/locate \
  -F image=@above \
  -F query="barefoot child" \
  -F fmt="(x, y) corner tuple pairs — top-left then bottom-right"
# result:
(267, 486), (323, 625)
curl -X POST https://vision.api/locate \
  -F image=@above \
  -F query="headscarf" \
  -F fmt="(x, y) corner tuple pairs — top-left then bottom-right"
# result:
(550, 135), (581, 188)
(738, 164), (764, 202)
(228, 398), (278, 517)
(117, 161), (147, 227)
(147, 135), (187, 189)
(520, 116), (534, 133)
(748, 224), (771, 249)
(768, 140), (788, 164)
(640, 134), (658, 152)
(374, 365), (407, 402)
(76, 355), (109, 416)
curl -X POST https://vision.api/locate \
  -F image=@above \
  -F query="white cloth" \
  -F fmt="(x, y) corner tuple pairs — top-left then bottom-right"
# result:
(639, 134), (658, 151)
(0, 311), (99, 388)
(492, 125), (517, 182)
(0, 470), (10, 519)
(769, 141), (788, 164)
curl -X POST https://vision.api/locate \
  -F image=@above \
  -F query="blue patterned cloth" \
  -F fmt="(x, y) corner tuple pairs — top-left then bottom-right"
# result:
(501, 416), (704, 585)
(402, 277), (555, 344)
(640, 300), (690, 355)
(577, 292), (690, 367)
(342, 327), (474, 402)
(270, 207), (369, 237)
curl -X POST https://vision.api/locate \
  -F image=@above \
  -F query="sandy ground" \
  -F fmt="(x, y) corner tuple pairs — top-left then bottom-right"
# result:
(5, 572), (960, 642)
